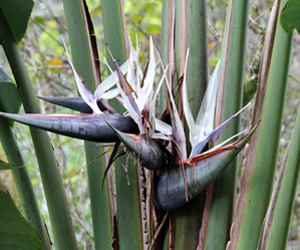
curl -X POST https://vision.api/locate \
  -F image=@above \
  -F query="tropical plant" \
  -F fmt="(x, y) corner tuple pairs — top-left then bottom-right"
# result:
(0, 0), (299, 250)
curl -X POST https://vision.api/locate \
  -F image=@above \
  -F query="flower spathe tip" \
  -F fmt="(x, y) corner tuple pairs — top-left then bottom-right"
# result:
(106, 122), (167, 170)
(37, 96), (116, 114)
(0, 111), (139, 143)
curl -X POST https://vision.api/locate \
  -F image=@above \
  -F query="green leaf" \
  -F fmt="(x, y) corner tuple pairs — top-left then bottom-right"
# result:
(243, 77), (258, 106)
(258, 104), (300, 249)
(0, 191), (42, 250)
(62, 0), (114, 248)
(0, 66), (21, 114)
(33, 16), (45, 26)
(202, 0), (250, 248)
(131, 14), (143, 23)
(0, 11), (77, 249)
(280, 0), (300, 34)
(100, 0), (145, 248)
(145, 2), (158, 12)
(0, 118), (50, 249)
(0, 159), (24, 170)
(232, 0), (293, 247)
(146, 24), (161, 34)
(0, 0), (34, 43)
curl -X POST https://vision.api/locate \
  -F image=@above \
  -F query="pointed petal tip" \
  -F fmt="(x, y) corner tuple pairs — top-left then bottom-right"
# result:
(105, 121), (167, 170)
(0, 111), (139, 143)
(188, 122), (260, 165)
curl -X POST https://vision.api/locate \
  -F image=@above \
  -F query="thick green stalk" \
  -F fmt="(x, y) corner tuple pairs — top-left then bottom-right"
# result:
(159, 0), (175, 246)
(114, 156), (144, 249)
(100, 0), (127, 67)
(0, 14), (77, 250)
(160, 0), (174, 114)
(235, 0), (293, 248)
(61, 0), (112, 249)
(0, 118), (49, 250)
(186, 0), (208, 118)
(161, 0), (171, 67)
(84, 143), (112, 249)
(100, 0), (144, 249)
(174, 0), (186, 84)
(172, 196), (205, 248)
(172, 0), (208, 249)
(202, 1), (250, 249)
(160, 0), (167, 114)
(100, 0), (128, 114)
(261, 104), (300, 249)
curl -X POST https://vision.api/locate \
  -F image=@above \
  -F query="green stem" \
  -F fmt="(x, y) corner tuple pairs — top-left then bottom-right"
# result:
(100, 0), (145, 249)
(262, 104), (300, 249)
(61, 0), (113, 248)
(0, 13), (77, 250)
(172, 0), (208, 249)
(84, 143), (112, 248)
(186, 0), (208, 118)
(114, 157), (144, 249)
(100, 0), (128, 67)
(0, 118), (49, 250)
(236, 0), (293, 248)
(160, 0), (174, 114)
(202, 1), (250, 249)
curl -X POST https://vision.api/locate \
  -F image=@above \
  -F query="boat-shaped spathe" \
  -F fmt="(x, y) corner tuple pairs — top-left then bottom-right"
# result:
(0, 112), (139, 143)
(153, 124), (258, 211)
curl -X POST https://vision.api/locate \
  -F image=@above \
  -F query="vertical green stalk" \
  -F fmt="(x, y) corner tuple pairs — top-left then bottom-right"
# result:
(114, 157), (144, 249)
(260, 103), (300, 249)
(235, 0), (293, 248)
(161, 0), (172, 67)
(160, 0), (168, 114)
(0, 14), (77, 250)
(202, 1), (250, 249)
(84, 144), (112, 249)
(174, 0), (186, 83)
(100, 0), (128, 115)
(186, 0), (208, 118)
(100, 0), (127, 67)
(160, 2), (172, 247)
(160, 0), (175, 114)
(100, 0), (144, 249)
(172, 0), (208, 249)
(0, 118), (49, 250)
(61, 0), (112, 249)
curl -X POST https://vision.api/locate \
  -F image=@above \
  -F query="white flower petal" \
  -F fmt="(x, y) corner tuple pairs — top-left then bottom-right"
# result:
(62, 39), (102, 114)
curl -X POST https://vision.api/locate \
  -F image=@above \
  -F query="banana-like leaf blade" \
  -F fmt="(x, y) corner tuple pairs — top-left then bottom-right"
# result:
(0, 0), (33, 44)
(0, 191), (42, 250)
(280, 0), (300, 34)
(0, 66), (21, 114)
(0, 112), (139, 142)
(154, 124), (258, 211)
